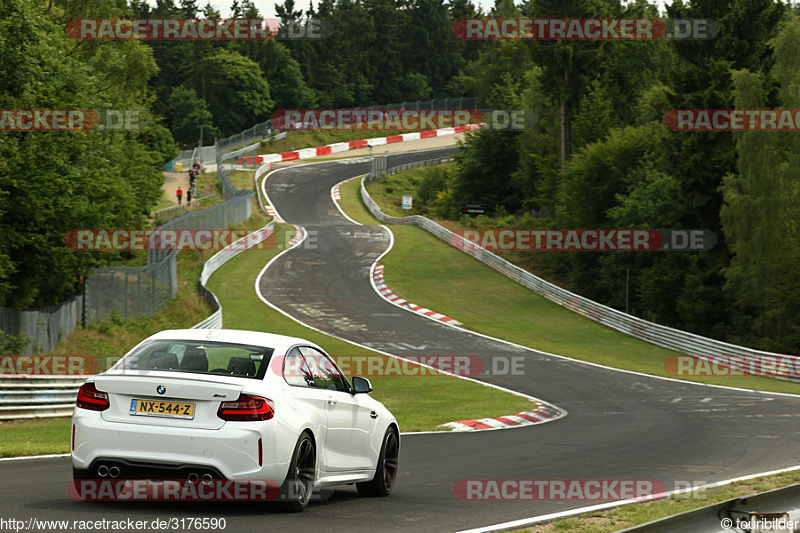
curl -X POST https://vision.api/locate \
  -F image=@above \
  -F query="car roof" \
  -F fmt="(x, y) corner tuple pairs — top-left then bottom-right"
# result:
(144, 329), (318, 351)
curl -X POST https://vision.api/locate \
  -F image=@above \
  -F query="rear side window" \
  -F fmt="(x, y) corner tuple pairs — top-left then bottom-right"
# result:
(117, 340), (274, 379)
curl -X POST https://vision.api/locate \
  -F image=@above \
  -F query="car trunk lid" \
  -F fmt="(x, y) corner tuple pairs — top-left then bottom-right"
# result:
(95, 372), (246, 430)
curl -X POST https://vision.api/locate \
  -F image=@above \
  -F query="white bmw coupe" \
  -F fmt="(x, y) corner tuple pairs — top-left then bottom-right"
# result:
(71, 329), (399, 511)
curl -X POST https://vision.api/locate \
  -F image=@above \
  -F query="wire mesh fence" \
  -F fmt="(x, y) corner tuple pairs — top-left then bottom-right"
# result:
(84, 252), (178, 325)
(368, 155), (454, 182)
(0, 296), (83, 354)
(214, 96), (476, 158)
(354, 97), (477, 111)
(216, 120), (277, 158)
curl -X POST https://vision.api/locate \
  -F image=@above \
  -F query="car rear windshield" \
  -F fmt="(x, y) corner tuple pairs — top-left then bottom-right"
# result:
(116, 339), (274, 379)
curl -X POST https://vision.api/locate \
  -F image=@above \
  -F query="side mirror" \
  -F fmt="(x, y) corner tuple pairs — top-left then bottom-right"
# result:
(352, 376), (373, 394)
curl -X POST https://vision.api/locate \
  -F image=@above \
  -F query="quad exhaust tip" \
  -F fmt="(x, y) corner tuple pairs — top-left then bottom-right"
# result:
(187, 472), (214, 484)
(96, 464), (121, 478)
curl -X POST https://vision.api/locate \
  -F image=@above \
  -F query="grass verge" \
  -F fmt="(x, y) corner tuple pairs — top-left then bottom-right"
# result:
(0, 418), (71, 458)
(510, 468), (800, 532)
(342, 176), (800, 395)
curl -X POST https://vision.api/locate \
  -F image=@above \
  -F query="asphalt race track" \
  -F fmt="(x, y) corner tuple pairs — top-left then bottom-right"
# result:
(3, 149), (799, 532)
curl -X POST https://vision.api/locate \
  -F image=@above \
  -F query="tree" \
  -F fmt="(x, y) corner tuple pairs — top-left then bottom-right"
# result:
(523, 0), (612, 177)
(406, 0), (462, 97)
(168, 86), (217, 147)
(720, 15), (800, 351)
(0, 0), (166, 309)
(191, 49), (274, 136)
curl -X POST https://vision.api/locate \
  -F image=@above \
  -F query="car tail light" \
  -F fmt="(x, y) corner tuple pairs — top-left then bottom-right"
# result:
(217, 394), (274, 421)
(76, 382), (109, 411)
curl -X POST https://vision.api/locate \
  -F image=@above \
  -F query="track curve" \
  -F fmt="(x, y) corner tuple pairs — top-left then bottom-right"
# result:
(257, 149), (800, 530)
(2, 149), (798, 533)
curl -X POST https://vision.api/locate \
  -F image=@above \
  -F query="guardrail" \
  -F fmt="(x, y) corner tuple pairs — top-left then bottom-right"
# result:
(368, 155), (453, 181)
(0, 376), (87, 420)
(192, 221), (276, 330)
(619, 483), (800, 532)
(360, 173), (799, 377)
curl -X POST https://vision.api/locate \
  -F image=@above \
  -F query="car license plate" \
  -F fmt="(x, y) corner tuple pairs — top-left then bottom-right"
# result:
(130, 399), (195, 419)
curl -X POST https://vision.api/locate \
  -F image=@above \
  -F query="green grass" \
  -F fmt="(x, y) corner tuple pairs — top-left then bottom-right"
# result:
(47, 253), (212, 363)
(205, 223), (534, 432)
(256, 129), (416, 155)
(343, 176), (800, 395)
(0, 418), (71, 458)
(228, 169), (257, 192)
(152, 189), (174, 212)
(365, 164), (456, 217)
(337, 175), (376, 225)
(510, 468), (800, 532)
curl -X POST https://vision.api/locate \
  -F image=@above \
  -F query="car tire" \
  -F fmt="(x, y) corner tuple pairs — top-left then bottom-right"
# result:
(280, 432), (316, 512)
(357, 427), (399, 497)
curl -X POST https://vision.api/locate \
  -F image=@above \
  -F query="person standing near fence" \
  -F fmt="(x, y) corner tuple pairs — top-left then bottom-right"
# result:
(176, 186), (183, 205)
(186, 186), (193, 204)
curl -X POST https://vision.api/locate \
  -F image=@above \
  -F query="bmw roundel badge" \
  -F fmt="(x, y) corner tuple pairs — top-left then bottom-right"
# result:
(156, 385), (166, 395)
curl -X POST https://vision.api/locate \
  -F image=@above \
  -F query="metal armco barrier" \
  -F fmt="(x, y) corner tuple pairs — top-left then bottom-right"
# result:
(0, 376), (86, 420)
(360, 175), (797, 374)
(368, 155), (453, 182)
(618, 483), (800, 532)
(191, 220), (276, 330)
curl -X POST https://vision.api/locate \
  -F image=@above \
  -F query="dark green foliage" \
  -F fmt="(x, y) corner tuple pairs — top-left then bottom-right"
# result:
(0, 0), (165, 308)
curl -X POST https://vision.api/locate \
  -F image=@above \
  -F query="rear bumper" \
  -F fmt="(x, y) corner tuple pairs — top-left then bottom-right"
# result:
(73, 458), (225, 480)
(71, 409), (288, 482)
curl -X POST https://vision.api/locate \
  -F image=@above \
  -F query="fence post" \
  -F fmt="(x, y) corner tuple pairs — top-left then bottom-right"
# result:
(81, 279), (86, 328)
